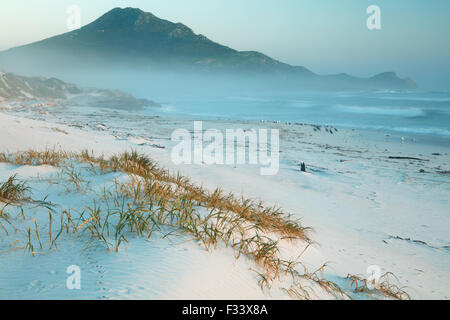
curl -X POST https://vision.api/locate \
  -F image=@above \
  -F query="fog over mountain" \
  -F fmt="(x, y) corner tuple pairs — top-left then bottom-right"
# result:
(0, 7), (416, 92)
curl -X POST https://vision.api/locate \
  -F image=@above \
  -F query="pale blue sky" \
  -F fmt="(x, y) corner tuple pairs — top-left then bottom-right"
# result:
(1, 0), (449, 89)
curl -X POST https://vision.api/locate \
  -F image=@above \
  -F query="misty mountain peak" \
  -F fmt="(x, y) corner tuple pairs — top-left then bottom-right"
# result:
(84, 7), (195, 39)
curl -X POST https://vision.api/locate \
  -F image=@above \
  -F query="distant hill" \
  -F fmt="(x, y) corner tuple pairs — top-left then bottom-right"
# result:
(0, 71), (159, 110)
(0, 71), (82, 100)
(0, 7), (416, 90)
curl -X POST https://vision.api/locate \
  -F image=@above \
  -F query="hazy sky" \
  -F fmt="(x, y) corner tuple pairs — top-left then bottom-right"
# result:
(1, 0), (449, 89)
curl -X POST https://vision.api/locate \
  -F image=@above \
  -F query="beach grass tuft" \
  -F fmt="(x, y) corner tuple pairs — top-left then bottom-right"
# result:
(0, 174), (29, 203)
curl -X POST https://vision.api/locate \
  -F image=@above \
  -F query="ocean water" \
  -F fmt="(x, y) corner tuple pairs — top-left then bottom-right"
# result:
(147, 90), (450, 138)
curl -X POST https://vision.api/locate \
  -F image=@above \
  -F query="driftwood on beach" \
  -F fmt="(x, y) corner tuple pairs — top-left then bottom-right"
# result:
(300, 162), (306, 172)
(388, 156), (429, 161)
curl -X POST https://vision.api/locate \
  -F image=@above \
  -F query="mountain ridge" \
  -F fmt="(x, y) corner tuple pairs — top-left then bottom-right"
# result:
(0, 7), (415, 90)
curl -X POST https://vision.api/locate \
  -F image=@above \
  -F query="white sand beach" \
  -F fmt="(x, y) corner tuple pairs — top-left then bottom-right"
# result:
(0, 101), (449, 299)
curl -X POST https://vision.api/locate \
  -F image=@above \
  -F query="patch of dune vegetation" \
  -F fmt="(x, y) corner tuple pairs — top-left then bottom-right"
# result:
(0, 174), (29, 203)
(0, 148), (411, 299)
